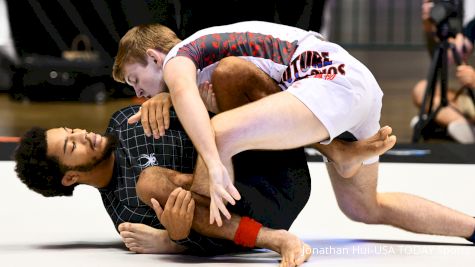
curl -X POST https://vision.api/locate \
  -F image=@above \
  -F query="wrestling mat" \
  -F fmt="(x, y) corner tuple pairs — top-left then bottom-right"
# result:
(1, 160), (474, 267)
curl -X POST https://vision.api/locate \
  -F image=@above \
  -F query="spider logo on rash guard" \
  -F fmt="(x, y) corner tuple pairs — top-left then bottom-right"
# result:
(137, 153), (158, 168)
(176, 32), (298, 70)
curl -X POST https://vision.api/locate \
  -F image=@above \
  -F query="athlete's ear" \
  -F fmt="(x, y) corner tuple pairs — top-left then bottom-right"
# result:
(146, 49), (163, 65)
(61, 171), (79, 187)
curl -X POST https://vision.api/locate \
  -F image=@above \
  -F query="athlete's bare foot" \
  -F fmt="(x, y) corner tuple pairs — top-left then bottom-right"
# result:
(263, 230), (312, 267)
(118, 222), (186, 254)
(295, 243), (312, 266)
(314, 126), (397, 178)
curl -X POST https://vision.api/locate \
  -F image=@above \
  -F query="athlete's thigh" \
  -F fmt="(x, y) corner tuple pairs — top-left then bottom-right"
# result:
(212, 57), (281, 110)
(212, 90), (330, 154)
(326, 161), (379, 209)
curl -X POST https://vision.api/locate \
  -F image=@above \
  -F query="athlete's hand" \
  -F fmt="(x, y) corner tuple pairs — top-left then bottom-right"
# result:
(208, 163), (241, 227)
(128, 92), (172, 139)
(198, 81), (220, 114)
(151, 188), (195, 241)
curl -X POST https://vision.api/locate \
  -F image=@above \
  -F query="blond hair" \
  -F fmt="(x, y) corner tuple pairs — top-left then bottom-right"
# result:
(112, 24), (181, 83)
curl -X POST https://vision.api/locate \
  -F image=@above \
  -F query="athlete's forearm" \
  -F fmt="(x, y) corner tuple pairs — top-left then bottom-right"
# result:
(172, 87), (220, 166)
(165, 57), (222, 168)
(138, 166), (237, 239)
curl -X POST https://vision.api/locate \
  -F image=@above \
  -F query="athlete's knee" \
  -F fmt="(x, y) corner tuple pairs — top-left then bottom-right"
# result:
(136, 167), (176, 207)
(212, 57), (252, 109)
(215, 57), (260, 83)
(337, 197), (382, 224)
(213, 57), (244, 82)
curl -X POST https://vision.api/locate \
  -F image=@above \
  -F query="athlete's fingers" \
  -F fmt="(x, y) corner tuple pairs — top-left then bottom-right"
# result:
(161, 101), (171, 131)
(217, 186), (236, 205)
(226, 183), (241, 202)
(209, 199), (216, 225)
(173, 188), (187, 211)
(147, 104), (160, 139)
(210, 197), (223, 226)
(205, 83), (212, 101)
(151, 198), (164, 219)
(187, 198), (195, 214)
(140, 106), (152, 137)
(165, 187), (181, 210)
(215, 189), (232, 220)
(214, 203), (223, 227)
(127, 111), (142, 124)
(151, 101), (165, 137)
(181, 190), (192, 211)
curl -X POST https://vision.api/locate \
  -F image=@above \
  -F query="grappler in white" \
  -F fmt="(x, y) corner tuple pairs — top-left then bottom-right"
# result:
(114, 21), (475, 266)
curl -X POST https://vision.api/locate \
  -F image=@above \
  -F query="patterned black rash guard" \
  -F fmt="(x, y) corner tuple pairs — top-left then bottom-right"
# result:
(99, 105), (312, 255)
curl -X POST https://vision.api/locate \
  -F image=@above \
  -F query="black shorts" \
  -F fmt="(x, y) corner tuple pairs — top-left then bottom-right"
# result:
(230, 147), (311, 230)
(184, 147), (311, 255)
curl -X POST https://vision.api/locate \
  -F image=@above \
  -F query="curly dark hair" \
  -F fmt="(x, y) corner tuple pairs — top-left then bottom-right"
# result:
(14, 127), (77, 197)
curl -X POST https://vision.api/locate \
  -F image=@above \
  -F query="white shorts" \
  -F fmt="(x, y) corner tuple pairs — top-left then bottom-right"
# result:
(285, 37), (383, 164)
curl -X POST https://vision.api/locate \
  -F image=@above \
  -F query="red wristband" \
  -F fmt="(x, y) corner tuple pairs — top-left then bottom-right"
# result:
(233, 216), (262, 248)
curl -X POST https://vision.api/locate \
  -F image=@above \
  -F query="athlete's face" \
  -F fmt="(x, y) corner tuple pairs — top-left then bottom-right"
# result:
(46, 127), (115, 170)
(123, 53), (167, 99)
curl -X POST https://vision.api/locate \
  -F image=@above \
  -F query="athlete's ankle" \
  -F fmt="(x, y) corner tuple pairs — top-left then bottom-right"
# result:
(256, 228), (285, 252)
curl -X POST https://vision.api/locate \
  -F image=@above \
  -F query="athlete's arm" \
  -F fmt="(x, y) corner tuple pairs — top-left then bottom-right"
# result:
(163, 56), (217, 167)
(163, 56), (240, 226)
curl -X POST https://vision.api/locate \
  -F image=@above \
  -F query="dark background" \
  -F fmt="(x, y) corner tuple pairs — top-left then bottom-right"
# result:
(0, 0), (473, 163)
(6, 0), (326, 59)
(2, 0), (327, 103)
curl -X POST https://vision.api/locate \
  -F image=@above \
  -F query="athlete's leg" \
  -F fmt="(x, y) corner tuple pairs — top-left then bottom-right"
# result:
(327, 162), (475, 238)
(211, 57), (281, 111)
(134, 166), (311, 265)
(211, 57), (395, 178)
(210, 58), (324, 152)
(211, 90), (329, 182)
